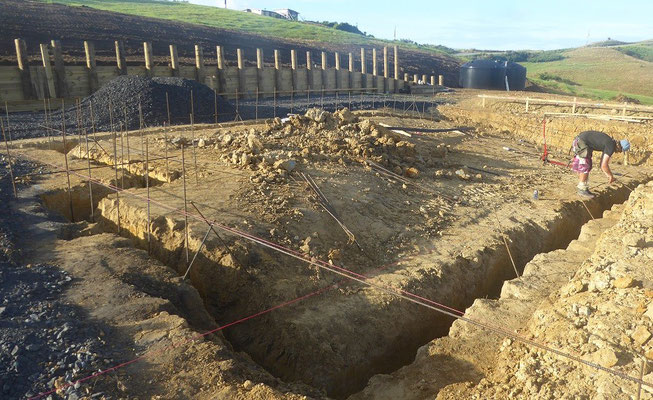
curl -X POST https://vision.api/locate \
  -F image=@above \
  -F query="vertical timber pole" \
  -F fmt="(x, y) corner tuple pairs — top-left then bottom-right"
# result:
(51, 40), (68, 98)
(170, 44), (180, 77)
(144, 41), (154, 77)
(84, 41), (99, 94)
(40, 43), (56, 99)
(195, 44), (205, 84)
(14, 39), (35, 100)
(115, 40), (127, 75)
(394, 45), (399, 93)
(236, 48), (243, 99)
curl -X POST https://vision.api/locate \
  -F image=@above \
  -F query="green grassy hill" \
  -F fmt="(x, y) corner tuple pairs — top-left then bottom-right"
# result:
(522, 42), (653, 104)
(41, 0), (453, 55)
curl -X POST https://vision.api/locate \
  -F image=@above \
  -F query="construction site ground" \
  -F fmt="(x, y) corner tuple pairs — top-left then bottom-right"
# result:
(2, 88), (652, 399)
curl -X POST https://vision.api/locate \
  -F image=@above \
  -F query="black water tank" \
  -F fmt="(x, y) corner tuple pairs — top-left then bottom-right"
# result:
(506, 62), (527, 90)
(459, 60), (527, 90)
(459, 60), (506, 90)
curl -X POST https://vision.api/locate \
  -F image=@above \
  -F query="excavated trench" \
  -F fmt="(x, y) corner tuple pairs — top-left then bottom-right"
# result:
(37, 143), (649, 398)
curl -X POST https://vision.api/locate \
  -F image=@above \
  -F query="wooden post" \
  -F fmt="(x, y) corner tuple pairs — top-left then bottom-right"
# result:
(256, 48), (263, 69)
(335, 52), (341, 70)
(438, 74), (444, 86)
(306, 51), (312, 70)
(404, 73), (409, 81)
(414, 74), (419, 84)
(40, 44), (56, 98)
(195, 44), (205, 83)
(170, 44), (180, 77)
(306, 51), (312, 90)
(115, 40), (127, 75)
(84, 41), (99, 93)
(51, 40), (68, 97)
(321, 51), (327, 70)
(622, 102), (626, 116)
(393, 45), (399, 80)
(430, 75), (435, 86)
(143, 41), (153, 77)
(237, 48), (243, 98)
(216, 45), (224, 69)
(348, 52), (354, 72)
(274, 49), (280, 96)
(291, 49), (297, 70)
(360, 48), (366, 74)
(372, 48), (377, 76)
(422, 74), (427, 84)
(237, 48), (243, 69)
(383, 47), (389, 78)
(525, 97), (530, 112)
(15, 39), (35, 99)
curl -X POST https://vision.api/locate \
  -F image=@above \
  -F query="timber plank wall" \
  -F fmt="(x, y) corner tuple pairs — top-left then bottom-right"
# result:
(0, 39), (448, 111)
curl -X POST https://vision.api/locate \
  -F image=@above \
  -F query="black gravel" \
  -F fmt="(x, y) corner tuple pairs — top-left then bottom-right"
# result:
(0, 159), (111, 400)
(3, 75), (446, 141)
(4, 76), (236, 140)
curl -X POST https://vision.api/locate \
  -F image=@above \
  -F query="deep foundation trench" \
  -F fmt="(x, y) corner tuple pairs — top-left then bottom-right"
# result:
(12, 109), (652, 398)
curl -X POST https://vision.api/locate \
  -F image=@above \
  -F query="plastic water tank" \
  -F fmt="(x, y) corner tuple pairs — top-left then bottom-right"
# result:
(459, 60), (527, 90)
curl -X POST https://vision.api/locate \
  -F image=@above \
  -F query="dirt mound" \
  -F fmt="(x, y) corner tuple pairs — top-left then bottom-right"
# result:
(167, 108), (449, 196)
(7, 76), (234, 140)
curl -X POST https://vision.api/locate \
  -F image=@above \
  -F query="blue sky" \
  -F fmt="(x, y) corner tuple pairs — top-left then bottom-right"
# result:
(188, 0), (652, 50)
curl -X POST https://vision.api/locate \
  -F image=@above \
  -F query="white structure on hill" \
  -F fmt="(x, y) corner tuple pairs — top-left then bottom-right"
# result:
(274, 9), (299, 21)
(243, 8), (299, 21)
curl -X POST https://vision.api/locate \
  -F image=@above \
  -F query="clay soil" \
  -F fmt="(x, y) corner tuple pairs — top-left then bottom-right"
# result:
(3, 88), (652, 399)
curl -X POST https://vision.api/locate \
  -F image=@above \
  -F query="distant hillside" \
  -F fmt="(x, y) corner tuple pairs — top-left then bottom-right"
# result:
(38, 0), (454, 56)
(1, 0), (461, 84)
(522, 43), (653, 104)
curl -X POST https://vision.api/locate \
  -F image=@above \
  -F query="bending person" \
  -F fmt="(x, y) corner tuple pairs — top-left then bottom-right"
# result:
(571, 130), (630, 199)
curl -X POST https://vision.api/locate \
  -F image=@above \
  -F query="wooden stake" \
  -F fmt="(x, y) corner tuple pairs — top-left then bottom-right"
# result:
(0, 116), (17, 198)
(182, 144), (190, 264)
(84, 118), (94, 221)
(61, 100), (75, 222)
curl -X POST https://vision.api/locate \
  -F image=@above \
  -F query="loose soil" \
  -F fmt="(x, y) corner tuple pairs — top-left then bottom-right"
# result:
(3, 88), (652, 398)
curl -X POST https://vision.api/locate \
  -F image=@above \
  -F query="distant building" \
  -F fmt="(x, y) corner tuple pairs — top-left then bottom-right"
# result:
(274, 9), (299, 21)
(243, 8), (299, 21)
(244, 8), (283, 18)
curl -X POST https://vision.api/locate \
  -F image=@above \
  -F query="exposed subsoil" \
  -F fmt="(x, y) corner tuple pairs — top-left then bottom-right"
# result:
(0, 0), (462, 85)
(3, 89), (652, 399)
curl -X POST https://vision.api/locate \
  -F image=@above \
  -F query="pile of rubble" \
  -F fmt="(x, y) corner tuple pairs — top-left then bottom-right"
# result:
(188, 108), (448, 183)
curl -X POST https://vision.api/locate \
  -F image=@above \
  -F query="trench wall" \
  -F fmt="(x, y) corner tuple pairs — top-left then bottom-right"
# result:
(440, 105), (653, 166)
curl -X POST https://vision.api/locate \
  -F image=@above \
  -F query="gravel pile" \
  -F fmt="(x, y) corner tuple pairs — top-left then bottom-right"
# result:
(5, 76), (236, 140)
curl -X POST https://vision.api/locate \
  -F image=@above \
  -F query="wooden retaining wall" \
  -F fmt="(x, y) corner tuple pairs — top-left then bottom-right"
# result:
(0, 39), (451, 111)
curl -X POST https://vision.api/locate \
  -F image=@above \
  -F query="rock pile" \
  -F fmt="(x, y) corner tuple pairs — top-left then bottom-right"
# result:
(204, 108), (447, 182)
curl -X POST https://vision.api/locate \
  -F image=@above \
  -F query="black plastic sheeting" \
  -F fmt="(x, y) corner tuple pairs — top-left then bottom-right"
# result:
(459, 60), (526, 91)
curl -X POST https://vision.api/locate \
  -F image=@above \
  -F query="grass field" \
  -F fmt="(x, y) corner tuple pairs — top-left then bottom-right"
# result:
(41, 0), (451, 55)
(522, 45), (653, 105)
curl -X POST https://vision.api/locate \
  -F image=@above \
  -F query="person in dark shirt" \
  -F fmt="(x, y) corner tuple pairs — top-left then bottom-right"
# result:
(571, 130), (630, 198)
